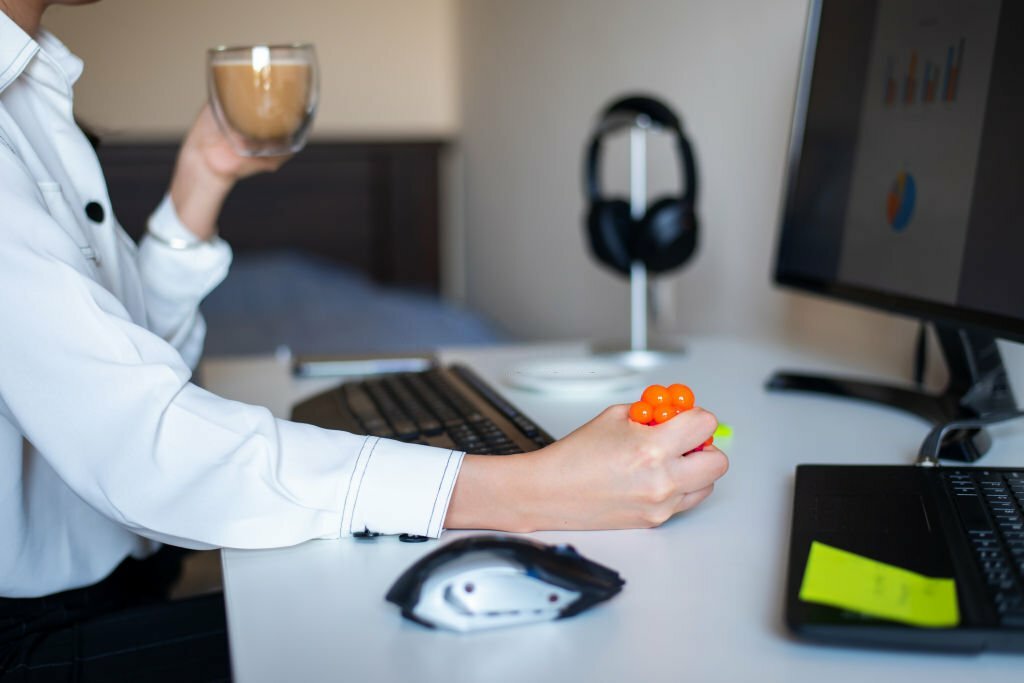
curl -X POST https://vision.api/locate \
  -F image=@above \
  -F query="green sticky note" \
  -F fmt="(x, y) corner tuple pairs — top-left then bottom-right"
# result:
(799, 541), (960, 628)
(713, 423), (732, 439)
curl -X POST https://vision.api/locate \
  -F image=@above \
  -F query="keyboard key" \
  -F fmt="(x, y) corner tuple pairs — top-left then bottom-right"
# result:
(986, 494), (1013, 504)
(513, 415), (540, 437)
(995, 591), (1023, 607)
(954, 494), (993, 532)
(989, 577), (1016, 592)
(404, 374), (462, 428)
(386, 376), (443, 436)
(343, 383), (394, 438)
(982, 560), (1009, 573)
(365, 380), (419, 440)
(1000, 613), (1024, 628)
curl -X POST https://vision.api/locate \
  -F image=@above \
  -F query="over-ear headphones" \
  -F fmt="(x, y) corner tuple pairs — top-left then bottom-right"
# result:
(584, 95), (699, 276)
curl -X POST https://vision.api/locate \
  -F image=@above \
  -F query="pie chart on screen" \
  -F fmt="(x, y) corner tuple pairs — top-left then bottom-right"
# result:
(886, 171), (916, 231)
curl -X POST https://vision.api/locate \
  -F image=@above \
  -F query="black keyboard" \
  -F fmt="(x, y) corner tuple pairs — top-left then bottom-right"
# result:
(944, 469), (1024, 626)
(291, 364), (555, 455)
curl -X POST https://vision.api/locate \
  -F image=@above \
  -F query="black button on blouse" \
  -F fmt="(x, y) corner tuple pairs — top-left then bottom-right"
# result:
(84, 201), (105, 223)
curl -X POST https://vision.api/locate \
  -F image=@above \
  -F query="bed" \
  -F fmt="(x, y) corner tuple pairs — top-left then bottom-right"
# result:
(98, 141), (507, 356)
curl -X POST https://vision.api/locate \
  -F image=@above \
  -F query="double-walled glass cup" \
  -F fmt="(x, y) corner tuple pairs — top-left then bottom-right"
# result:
(208, 44), (319, 157)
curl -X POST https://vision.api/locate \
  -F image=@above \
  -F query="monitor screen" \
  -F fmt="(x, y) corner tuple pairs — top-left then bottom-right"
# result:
(774, 0), (1024, 342)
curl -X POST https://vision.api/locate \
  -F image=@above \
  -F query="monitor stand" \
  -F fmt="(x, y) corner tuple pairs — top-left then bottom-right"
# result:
(766, 324), (1018, 462)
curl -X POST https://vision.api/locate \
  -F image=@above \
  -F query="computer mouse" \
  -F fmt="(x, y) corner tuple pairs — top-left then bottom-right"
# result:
(385, 535), (625, 632)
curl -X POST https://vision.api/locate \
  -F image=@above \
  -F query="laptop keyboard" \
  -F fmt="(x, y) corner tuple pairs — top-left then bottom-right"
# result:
(944, 469), (1024, 626)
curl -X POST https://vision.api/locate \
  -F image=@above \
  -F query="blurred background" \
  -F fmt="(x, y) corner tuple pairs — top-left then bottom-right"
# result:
(47, 0), (1017, 381)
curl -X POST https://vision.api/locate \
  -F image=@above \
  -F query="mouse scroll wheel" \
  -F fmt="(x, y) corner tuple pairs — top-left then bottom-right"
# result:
(553, 544), (579, 557)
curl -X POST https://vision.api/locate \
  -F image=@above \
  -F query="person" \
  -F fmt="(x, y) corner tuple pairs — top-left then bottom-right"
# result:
(0, 0), (729, 680)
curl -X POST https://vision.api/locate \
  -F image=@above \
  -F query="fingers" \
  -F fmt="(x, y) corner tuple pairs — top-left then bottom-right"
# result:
(672, 483), (715, 515)
(667, 447), (729, 494)
(649, 406), (717, 455)
(646, 482), (717, 529)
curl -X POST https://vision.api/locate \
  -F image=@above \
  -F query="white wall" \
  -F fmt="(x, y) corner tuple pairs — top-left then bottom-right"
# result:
(46, 0), (458, 139)
(455, 0), (1018, 381)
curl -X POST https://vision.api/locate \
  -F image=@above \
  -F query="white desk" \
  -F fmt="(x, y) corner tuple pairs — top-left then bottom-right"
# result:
(203, 336), (1024, 682)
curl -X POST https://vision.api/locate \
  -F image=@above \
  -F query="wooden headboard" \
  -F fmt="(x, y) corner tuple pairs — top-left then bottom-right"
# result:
(98, 140), (446, 291)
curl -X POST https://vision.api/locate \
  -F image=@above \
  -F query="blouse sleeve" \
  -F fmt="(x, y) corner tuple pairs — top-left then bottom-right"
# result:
(136, 194), (230, 369)
(0, 154), (464, 550)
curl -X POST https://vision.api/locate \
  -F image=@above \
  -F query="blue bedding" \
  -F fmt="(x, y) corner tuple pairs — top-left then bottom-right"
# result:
(200, 251), (508, 356)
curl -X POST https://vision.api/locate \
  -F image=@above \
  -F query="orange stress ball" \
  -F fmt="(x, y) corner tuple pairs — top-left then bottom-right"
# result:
(630, 383), (697, 424)
(640, 384), (669, 407)
(652, 405), (675, 424)
(628, 401), (654, 424)
(667, 383), (694, 411)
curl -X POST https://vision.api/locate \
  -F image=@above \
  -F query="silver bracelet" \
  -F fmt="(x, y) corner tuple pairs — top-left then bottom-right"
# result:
(145, 226), (215, 250)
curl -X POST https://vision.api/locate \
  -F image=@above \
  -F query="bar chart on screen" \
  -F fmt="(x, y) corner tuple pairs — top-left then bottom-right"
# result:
(883, 38), (965, 107)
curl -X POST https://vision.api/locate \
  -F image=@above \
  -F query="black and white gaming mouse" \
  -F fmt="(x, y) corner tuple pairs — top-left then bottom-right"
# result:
(385, 535), (625, 632)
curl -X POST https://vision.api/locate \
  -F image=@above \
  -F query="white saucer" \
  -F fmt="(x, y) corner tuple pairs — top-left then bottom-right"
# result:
(504, 357), (641, 395)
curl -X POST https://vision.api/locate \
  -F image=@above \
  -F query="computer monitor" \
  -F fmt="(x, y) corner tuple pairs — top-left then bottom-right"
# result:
(770, 0), (1023, 461)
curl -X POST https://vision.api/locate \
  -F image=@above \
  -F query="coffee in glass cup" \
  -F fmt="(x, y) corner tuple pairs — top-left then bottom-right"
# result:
(208, 44), (319, 157)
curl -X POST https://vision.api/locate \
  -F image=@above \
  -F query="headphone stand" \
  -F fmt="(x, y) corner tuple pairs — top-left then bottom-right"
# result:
(594, 115), (684, 368)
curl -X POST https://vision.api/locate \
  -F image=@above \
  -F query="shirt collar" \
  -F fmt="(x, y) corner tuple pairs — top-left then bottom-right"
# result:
(0, 11), (39, 94)
(36, 29), (84, 85)
(0, 13), (83, 96)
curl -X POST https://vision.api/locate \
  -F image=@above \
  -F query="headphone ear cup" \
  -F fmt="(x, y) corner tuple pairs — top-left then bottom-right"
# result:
(587, 199), (635, 276)
(638, 197), (698, 273)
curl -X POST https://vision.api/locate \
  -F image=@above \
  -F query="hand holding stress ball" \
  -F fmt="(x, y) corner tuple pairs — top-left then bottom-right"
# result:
(629, 383), (713, 452)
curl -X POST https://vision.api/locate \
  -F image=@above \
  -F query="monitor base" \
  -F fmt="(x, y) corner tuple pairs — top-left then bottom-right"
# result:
(766, 325), (1018, 462)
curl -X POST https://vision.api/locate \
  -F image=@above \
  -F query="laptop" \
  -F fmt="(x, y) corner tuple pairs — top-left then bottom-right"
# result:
(786, 464), (1024, 653)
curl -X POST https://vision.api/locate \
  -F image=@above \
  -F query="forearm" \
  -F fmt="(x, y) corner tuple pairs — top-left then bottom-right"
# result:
(444, 454), (547, 533)
(169, 147), (232, 241)
(167, 106), (290, 241)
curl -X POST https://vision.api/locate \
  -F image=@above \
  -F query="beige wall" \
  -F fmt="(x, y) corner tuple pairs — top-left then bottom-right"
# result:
(46, 0), (458, 139)
(458, 0), (806, 341)
(455, 0), (1024, 383)
(43, 0), (1024, 384)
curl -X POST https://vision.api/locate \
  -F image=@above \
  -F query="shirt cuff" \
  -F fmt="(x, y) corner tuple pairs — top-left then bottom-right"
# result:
(138, 194), (232, 305)
(341, 438), (465, 539)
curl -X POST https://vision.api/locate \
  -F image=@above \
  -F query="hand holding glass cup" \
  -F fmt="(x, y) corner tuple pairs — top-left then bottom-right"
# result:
(208, 44), (319, 157)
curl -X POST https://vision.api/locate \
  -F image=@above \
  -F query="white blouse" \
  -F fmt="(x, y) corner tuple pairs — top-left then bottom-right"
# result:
(0, 17), (463, 598)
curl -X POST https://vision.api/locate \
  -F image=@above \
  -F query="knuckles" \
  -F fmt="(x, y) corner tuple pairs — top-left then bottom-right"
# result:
(633, 441), (664, 467)
(641, 472), (677, 506)
(645, 484), (674, 507)
(691, 408), (718, 434)
(601, 404), (629, 421)
(641, 506), (674, 528)
(708, 450), (730, 479)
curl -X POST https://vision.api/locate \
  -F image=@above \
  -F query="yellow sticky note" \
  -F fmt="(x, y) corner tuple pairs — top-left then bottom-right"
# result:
(799, 541), (959, 628)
